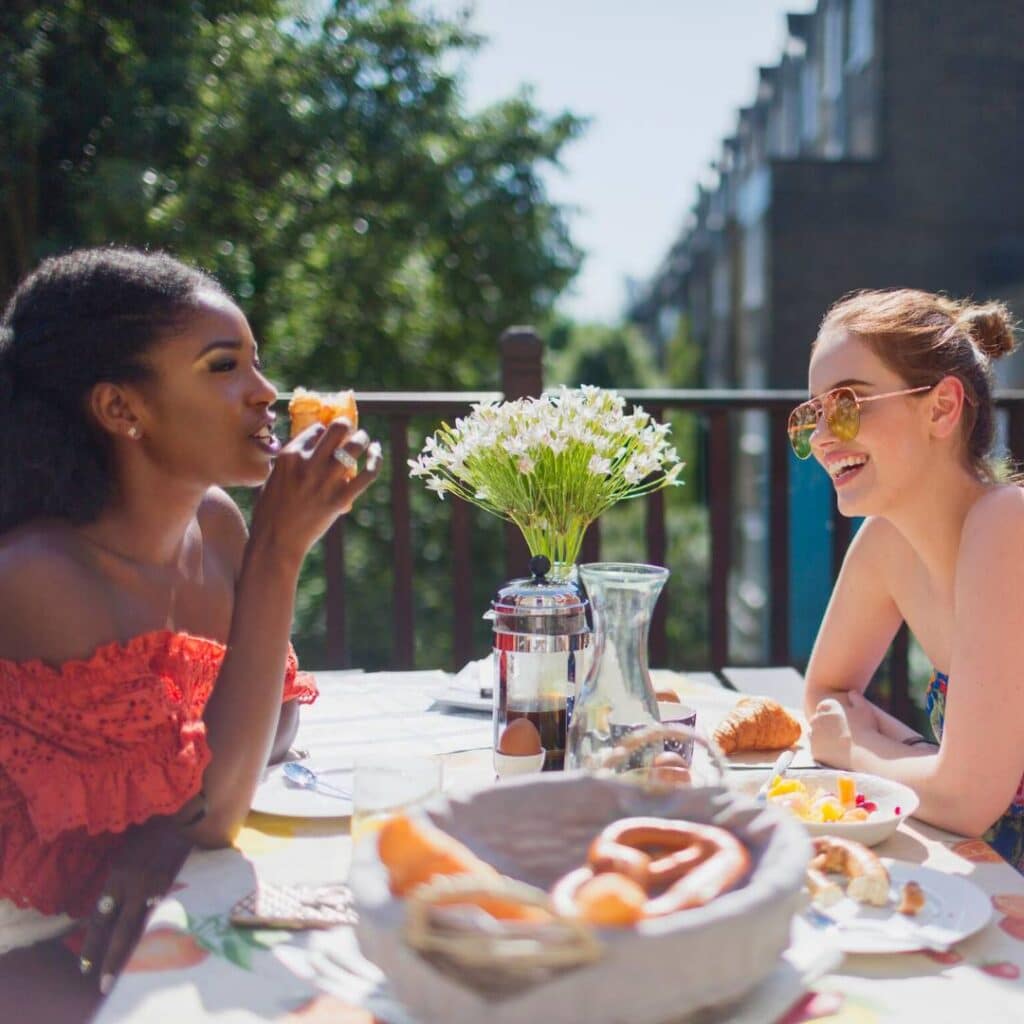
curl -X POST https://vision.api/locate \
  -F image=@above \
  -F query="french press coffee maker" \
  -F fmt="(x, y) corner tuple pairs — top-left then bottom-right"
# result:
(488, 556), (590, 771)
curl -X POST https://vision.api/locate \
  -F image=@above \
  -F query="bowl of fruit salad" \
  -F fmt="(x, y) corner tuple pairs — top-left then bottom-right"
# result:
(737, 769), (919, 847)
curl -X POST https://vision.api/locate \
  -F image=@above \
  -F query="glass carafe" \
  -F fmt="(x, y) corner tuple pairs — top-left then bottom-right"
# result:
(566, 562), (669, 773)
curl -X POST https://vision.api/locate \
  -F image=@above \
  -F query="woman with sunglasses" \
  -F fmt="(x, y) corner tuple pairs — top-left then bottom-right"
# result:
(796, 288), (1024, 870)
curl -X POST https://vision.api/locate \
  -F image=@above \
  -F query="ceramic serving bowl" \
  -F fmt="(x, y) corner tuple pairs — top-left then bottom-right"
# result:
(735, 768), (919, 847)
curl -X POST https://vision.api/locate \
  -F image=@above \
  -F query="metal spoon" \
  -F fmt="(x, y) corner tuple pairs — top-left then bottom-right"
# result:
(283, 761), (351, 799)
(755, 748), (796, 804)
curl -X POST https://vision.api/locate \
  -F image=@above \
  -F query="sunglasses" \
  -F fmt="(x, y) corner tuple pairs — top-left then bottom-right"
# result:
(787, 384), (934, 459)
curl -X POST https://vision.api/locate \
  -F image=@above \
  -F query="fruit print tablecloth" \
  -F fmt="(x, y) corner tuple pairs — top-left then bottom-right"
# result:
(91, 671), (1024, 1024)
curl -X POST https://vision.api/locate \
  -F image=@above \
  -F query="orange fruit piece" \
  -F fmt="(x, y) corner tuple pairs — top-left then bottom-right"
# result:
(837, 775), (857, 807)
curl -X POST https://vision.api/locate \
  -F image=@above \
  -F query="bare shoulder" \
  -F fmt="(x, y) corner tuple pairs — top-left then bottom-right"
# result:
(197, 487), (249, 578)
(960, 486), (1024, 561)
(842, 515), (912, 574)
(0, 525), (113, 662)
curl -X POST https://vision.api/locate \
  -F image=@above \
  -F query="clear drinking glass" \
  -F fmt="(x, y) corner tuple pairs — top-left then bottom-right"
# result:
(566, 562), (670, 773)
(350, 754), (443, 843)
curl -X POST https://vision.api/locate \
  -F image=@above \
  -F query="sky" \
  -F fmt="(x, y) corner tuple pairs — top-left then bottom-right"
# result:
(432, 0), (815, 323)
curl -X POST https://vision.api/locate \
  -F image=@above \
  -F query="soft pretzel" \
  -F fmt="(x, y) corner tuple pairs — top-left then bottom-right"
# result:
(551, 817), (750, 925)
(810, 836), (890, 907)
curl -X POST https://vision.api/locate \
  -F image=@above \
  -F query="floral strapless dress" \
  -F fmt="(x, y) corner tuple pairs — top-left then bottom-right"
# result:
(926, 669), (1024, 871)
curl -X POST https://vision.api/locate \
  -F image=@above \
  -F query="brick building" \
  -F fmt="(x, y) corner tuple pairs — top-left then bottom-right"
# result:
(630, 0), (1024, 660)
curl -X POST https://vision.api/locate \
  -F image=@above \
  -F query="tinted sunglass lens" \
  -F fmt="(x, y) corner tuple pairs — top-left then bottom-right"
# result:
(790, 432), (812, 459)
(827, 389), (860, 441)
(787, 405), (816, 459)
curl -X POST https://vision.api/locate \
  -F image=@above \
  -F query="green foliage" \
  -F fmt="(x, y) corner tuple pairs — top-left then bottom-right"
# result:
(545, 319), (663, 390)
(664, 312), (702, 387)
(2, 0), (588, 670)
(1, 1), (583, 391)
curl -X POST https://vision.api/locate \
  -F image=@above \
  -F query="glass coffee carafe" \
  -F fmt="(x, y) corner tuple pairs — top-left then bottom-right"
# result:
(566, 562), (669, 773)
(488, 556), (590, 771)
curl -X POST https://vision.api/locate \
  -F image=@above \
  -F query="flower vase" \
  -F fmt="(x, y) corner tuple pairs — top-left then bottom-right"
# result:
(565, 562), (669, 773)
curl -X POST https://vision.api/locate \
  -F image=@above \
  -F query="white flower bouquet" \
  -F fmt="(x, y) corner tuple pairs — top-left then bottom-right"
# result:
(408, 386), (685, 570)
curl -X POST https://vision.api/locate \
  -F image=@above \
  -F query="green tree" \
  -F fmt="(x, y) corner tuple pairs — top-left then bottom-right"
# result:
(1, 0), (585, 669)
(544, 319), (663, 390)
(1, 1), (583, 391)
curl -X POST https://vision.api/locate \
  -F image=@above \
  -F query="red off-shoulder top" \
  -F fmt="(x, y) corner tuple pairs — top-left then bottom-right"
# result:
(0, 630), (318, 917)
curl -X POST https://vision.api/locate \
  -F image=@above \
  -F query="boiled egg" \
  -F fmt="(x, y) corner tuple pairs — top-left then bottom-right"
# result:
(498, 718), (543, 756)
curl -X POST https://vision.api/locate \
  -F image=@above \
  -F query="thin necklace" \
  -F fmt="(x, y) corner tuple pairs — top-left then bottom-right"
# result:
(75, 527), (188, 573)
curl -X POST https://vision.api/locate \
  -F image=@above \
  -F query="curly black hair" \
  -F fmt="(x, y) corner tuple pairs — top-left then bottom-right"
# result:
(0, 247), (225, 534)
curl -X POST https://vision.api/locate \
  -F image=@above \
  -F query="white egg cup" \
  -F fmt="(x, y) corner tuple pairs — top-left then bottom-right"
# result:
(493, 749), (546, 779)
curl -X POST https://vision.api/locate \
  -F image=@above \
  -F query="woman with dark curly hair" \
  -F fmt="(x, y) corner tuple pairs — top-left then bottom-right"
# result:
(797, 288), (1024, 871)
(0, 248), (381, 986)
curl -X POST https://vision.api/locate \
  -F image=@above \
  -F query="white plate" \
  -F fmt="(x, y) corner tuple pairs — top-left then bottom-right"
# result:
(735, 769), (919, 846)
(428, 687), (492, 713)
(251, 759), (354, 818)
(804, 861), (992, 954)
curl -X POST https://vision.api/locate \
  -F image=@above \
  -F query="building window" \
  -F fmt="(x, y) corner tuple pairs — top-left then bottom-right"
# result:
(823, 4), (844, 100)
(711, 260), (730, 319)
(847, 0), (874, 71)
(801, 61), (819, 143)
(741, 220), (765, 312)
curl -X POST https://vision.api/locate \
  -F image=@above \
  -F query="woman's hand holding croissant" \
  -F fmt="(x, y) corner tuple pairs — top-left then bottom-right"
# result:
(250, 419), (382, 569)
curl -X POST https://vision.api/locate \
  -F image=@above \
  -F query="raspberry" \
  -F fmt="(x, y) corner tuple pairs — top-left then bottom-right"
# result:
(894, 806), (902, 815)
(863, 801), (878, 813)
(855, 793), (866, 806)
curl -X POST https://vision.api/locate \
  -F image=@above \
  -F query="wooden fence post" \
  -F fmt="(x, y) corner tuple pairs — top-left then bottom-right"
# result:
(499, 327), (543, 581)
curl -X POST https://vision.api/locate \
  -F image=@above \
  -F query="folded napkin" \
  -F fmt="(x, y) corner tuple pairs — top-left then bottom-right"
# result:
(451, 657), (493, 699)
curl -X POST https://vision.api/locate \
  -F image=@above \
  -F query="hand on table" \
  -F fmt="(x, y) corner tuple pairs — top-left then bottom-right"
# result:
(79, 818), (192, 993)
(808, 691), (881, 769)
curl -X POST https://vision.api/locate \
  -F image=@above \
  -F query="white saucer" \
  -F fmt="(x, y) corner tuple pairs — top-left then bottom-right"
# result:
(251, 759), (354, 818)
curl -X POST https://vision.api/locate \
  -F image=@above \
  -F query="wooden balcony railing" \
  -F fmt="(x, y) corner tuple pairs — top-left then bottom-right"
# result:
(317, 328), (1024, 721)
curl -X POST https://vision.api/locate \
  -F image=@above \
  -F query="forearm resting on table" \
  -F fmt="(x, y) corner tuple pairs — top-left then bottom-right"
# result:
(804, 680), (925, 743)
(188, 541), (302, 847)
(847, 734), (996, 837)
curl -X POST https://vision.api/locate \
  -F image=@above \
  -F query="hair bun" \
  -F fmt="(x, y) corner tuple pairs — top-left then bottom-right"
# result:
(960, 301), (1017, 359)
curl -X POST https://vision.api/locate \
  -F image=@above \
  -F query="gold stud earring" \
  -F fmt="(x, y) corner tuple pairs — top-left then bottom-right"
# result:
(128, 426), (140, 440)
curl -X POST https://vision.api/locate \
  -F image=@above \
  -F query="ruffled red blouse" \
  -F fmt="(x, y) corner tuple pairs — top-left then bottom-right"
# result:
(0, 630), (318, 917)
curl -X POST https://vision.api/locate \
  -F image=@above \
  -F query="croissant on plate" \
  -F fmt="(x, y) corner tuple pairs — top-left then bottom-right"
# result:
(712, 696), (801, 754)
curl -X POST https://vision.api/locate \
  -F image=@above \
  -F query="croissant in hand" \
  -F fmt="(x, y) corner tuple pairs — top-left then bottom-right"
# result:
(712, 697), (801, 754)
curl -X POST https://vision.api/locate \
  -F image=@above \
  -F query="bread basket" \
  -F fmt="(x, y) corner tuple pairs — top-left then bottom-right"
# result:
(352, 729), (811, 1024)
